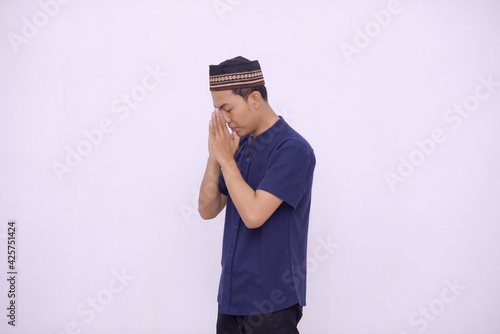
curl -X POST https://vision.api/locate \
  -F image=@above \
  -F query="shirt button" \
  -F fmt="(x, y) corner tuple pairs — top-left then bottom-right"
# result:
(246, 158), (250, 162)
(234, 225), (237, 229)
(229, 247), (233, 252)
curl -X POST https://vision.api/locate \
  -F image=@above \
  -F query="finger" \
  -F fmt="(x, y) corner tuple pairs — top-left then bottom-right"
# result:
(209, 116), (216, 140)
(217, 109), (229, 136)
(213, 109), (221, 135)
(212, 111), (220, 135)
(231, 130), (240, 142)
(211, 111), (218, 136)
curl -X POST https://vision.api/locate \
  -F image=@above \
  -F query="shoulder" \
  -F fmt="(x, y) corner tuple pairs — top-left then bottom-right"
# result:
(271, 123), (315, 163)
(279, 123), (314, 155)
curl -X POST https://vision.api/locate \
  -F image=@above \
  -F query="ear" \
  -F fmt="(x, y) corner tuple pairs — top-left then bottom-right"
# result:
(249, 91), (262, 110)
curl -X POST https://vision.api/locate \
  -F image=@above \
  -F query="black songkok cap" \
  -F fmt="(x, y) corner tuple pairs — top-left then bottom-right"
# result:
(209, 56), (265, 91)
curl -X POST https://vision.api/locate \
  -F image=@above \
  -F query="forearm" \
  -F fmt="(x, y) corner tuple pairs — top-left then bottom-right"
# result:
(220, 159), (260, 228)
(198, 157), (223, 219)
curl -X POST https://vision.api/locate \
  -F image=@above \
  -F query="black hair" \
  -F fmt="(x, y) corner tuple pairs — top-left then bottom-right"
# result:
(232, 86), (268, 102)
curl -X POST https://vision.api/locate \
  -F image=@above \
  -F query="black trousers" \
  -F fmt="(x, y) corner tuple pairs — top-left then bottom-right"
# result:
(216, 303), (303, 334)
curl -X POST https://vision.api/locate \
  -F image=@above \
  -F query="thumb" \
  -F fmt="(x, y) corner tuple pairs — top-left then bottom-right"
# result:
(231, 130), (240, 154)
(231, 130), (240, 143)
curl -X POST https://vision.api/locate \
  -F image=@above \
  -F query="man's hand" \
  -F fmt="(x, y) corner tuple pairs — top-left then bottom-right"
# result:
(209, 108), (240, 166)
(207, 108), (283, 229)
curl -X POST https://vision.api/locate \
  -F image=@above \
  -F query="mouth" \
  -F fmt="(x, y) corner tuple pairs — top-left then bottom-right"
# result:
(230, 127), (238, 132)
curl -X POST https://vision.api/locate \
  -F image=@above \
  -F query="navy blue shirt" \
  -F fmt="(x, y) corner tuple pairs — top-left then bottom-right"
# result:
(218, 116), (316, 316)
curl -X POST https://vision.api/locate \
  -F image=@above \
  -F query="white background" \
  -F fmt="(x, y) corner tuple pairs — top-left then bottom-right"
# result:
(1, 0), (499, 333)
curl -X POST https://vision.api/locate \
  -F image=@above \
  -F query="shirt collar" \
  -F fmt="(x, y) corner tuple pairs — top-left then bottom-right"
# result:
(250, 116), (286, 144)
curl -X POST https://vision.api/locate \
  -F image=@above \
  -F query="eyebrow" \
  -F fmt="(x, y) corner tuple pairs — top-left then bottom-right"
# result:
(215, 103), (229, 110)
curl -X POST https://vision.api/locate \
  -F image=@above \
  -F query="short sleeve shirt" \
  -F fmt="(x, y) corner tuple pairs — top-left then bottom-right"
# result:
(218, 116), (316, 316)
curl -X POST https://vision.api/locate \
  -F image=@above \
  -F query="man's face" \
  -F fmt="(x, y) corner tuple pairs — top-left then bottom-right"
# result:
(211, 90), (256, 137)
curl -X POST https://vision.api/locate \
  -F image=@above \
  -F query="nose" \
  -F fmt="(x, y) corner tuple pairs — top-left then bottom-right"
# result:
(221, 110), (231, 123)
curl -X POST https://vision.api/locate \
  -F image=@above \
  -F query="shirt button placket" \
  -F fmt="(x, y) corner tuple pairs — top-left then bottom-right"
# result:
(245, 142), (253, 173)
(225, 223), (237, 275)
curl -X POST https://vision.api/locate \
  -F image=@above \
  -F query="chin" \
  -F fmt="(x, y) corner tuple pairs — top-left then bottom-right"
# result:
(236, 130), (248, 137)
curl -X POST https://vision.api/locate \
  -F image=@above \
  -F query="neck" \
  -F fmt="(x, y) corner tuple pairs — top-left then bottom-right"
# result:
(251, 106), (280, 138)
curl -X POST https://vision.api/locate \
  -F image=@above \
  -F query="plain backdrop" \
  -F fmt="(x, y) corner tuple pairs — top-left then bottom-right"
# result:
(1, 0), (499, 333)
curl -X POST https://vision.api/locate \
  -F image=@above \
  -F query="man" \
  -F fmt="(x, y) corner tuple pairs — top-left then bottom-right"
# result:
(198, 56), (315, 334)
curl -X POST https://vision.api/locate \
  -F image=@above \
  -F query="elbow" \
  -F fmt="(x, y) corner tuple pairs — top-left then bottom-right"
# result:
(242, 214), (266, 229)
(198, 207), (215, 220)
(198, 211), (209, 220)
(198, 197), (215, 220)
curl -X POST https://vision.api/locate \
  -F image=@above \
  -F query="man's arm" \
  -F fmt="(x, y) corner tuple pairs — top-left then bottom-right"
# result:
(209, 109), (283, 229)
(220, 160), (283, 229)
(198, 156), (227, 220)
